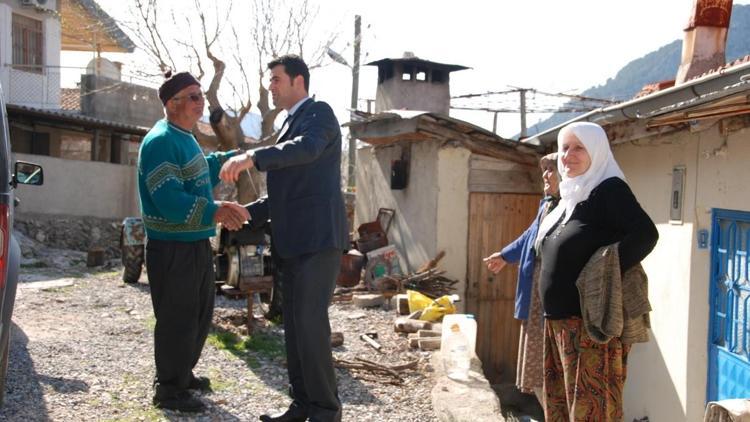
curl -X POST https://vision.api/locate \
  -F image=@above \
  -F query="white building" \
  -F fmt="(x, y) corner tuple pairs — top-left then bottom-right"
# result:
(0, 0), (61, 108)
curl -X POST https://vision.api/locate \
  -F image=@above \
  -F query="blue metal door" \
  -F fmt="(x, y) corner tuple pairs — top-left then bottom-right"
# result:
(708, 209), (750, 401)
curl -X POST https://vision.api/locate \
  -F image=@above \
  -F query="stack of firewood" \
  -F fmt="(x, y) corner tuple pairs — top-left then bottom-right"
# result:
(393, 298), (445, 352)
(374, 251), (458, 298)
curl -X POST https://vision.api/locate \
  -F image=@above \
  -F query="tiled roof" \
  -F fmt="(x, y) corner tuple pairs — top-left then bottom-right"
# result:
(688, 54), (750, 81)
(634, 55), (750, 99)
(634, 80), (676, 99)
(60, 88), (81, 111)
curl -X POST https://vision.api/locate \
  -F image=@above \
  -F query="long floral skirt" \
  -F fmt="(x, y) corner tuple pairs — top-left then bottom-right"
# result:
(543, 317), (631, 422)
(515, 262), (545, 393)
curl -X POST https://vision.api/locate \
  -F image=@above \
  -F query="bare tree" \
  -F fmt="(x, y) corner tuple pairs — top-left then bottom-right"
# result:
(120, 0), (338, 204)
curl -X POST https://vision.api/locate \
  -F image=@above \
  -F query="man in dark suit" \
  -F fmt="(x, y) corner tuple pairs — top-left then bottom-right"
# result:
(220, 54), (348, 422)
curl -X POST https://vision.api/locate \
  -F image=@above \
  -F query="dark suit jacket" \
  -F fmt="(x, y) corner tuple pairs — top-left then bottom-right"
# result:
(246, 98), (349, 259)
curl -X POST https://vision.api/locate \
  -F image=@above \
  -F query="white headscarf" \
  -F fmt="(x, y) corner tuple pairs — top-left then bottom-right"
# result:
(535, 122), (625, 245)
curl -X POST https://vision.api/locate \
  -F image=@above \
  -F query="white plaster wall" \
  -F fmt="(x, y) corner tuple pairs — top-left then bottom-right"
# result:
(615, 123), (750, 422)
(0, 3), (12, 100)
(43, 7), (61, 108)
(687, 126), (750, 421)
(435, 146), (470, 308)
(354, 141), (440, 272)
(615, 134), (697, 422)
(13, 152), (140, 219)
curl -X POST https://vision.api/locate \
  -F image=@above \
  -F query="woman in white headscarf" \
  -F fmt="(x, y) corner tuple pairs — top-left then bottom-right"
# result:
(535, 122), (658, 422)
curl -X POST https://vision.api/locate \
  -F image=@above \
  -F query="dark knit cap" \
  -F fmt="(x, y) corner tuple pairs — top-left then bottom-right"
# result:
(158, 70), (200, 105)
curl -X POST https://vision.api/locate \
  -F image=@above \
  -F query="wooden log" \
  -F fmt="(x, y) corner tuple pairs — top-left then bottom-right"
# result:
(359, 333), (382, 351)
(395, 294), (410, 315)
(417, 329), (442, 338)
(417, 250), (446, 273)
(331, 332), (344, 347)
(353, 293), (385, 308)
(394, 317), (432, 333)
(86, 248), (104, 267)
(331, 293), (353, 303)
(418, 338), (441, 351)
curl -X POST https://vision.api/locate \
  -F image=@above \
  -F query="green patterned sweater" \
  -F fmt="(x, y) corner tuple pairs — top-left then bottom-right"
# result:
(137, 119), (236, 241)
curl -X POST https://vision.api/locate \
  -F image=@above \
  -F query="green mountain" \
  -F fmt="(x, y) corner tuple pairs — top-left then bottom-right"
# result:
(526, 3), (750, 137)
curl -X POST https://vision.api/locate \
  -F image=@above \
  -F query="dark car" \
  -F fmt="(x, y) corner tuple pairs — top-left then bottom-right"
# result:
(0, 85), (44, 405)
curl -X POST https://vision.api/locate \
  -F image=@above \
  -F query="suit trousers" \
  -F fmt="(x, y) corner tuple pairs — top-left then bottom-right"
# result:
(280, 248), (342, 422)
(146, 238), (215, 398)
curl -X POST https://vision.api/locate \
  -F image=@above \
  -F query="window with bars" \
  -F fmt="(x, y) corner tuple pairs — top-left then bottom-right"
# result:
(12, 14), (44, 73)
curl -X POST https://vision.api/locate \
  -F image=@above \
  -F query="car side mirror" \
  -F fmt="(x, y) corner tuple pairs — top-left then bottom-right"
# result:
(13, 161), (44, 187)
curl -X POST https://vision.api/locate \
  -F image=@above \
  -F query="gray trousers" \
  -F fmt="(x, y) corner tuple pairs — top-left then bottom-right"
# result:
(280, 248), (342, 422)
(146, 238), (214, 397)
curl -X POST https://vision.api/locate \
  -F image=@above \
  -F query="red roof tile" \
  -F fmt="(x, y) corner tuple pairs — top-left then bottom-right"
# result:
(635, 80), (676, 98)
(634, 54), (750, 100)
(688, 54), (750, 81)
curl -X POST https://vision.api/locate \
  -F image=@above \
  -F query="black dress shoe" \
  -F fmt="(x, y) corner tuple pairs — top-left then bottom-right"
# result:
(259, 405), (308, 422)
(153, 390), (206, 412)
(189, 375), (212, 392)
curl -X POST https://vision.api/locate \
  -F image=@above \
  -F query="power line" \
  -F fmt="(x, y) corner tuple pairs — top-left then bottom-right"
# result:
(452, 87), (617, 104)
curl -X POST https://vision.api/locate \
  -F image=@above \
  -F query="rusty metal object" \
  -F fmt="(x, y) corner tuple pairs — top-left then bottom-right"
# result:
(337, 250), (364, 287)
(355, 208), (395, 254)
(121, 217), (146, 246)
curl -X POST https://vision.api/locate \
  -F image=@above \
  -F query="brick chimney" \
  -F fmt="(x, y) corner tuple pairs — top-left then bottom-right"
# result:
(675, 0), (733, 84)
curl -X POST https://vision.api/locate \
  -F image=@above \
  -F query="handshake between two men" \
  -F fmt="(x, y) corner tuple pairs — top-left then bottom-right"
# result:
(211, 151), (258, 231)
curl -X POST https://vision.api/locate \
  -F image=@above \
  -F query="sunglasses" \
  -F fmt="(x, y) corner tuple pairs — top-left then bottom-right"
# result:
(172, 92), (205, 103)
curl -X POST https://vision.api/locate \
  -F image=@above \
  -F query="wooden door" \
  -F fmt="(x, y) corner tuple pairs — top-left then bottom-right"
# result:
(466, 192), (541, 384)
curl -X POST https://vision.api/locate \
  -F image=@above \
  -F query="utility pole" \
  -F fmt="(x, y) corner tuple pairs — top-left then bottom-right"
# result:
(348, 15), (361, 190)
(519, 88), (528, 139)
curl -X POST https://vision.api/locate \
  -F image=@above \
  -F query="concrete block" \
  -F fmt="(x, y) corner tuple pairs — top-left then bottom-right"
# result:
(352, 293), (385, 308)
(431, 351), (504, 422)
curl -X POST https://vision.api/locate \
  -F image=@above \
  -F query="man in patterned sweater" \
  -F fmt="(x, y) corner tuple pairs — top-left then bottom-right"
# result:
(137, 71), (249, 412)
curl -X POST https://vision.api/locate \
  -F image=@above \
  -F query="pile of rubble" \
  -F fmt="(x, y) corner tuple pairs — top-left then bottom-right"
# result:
(332, 249), (459, 356)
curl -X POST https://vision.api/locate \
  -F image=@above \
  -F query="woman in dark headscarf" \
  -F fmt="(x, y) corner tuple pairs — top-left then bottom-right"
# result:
(536, 122), (658, 421)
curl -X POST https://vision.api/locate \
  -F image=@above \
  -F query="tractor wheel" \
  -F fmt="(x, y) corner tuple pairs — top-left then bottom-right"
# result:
(261, 279), (283, 322)
(122, 244), (144, 284)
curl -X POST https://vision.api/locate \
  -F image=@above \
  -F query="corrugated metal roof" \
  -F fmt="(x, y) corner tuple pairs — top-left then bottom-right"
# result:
(7, 104), (148, 136)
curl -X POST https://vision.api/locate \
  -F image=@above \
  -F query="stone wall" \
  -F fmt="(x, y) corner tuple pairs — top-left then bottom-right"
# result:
(15, 213), (122, 260)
